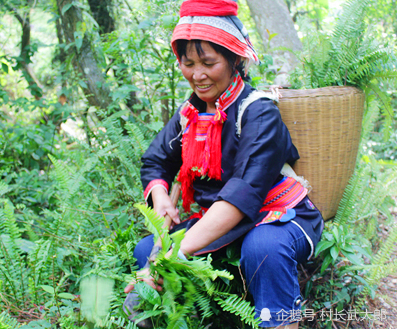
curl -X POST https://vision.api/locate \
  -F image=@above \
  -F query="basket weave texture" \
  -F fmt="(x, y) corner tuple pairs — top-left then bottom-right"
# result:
(278, 86), (365, 220)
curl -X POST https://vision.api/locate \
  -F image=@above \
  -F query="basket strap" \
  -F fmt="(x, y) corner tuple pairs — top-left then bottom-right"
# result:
(236, 89), (279, 137)
(281, 163), (311, 191)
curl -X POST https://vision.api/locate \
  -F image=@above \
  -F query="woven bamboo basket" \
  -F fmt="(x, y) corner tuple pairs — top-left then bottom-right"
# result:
(278, 86), (365, 220)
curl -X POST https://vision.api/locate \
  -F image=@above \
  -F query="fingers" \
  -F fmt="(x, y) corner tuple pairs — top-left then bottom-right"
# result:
(124, 284), (134, 294)
(168, 207), (180, 225)
(156, 206), (180, 225)
(142, 277), (163, 291)
(124, 269), (163, 294)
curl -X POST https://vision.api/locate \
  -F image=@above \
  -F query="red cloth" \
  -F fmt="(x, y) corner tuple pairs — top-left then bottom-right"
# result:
(171, 24), (252, 63)
(180, 0), (238, 17)
(177, 106), (225, 212)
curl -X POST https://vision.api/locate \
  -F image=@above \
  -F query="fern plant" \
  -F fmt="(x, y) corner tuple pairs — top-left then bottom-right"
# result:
(132, 203), (261, 329)
(0, 311), (20, 329)
(0, 198), (29, 311)
(289, 0), (397, 137)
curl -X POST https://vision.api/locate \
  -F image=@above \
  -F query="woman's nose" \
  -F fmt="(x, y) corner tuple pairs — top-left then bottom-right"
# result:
(192, 66), (207, 81)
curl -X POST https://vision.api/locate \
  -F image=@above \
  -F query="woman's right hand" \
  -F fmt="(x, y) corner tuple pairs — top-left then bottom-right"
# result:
(151, 186), (180, 229)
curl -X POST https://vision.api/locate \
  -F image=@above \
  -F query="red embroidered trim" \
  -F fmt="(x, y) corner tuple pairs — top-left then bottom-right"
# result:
(143, 179), (169, 201)
(172, 24), (258, 64)
(260, 177), (307, 212)
(256, 177), (308, 225)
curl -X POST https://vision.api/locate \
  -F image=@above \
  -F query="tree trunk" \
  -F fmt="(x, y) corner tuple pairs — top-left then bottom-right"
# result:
(7, 2), (44, 97)
(57, 0), (112, 111)
(245, 0), (302, 84)
(87, 0), (139, 110)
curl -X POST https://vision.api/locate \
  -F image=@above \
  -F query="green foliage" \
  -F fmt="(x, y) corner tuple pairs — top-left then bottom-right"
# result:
(289, 0), (397, 138)
(291, 0), (397, 89)
(0, 311), (20, 329)
(80, 275), (115, 326)
(133, 204), (260, 329)
(0, 0), (396, 328)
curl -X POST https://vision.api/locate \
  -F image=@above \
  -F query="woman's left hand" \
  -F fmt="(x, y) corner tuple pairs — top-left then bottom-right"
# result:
(124, 268), (163, 293)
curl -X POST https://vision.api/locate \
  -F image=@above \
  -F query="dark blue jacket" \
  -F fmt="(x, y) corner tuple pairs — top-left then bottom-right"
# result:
(141, 84), (323, 258)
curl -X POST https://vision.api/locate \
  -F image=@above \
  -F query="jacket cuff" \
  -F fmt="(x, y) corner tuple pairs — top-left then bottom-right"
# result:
(144, 179), (169, 202)
(215, 178), (263, 221)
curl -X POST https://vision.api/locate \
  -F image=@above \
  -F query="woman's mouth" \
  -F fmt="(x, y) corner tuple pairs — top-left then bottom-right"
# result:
(196, 84), (212, 91)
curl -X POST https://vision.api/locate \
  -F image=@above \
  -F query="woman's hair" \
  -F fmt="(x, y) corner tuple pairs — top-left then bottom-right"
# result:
(175, 39), (251, 82)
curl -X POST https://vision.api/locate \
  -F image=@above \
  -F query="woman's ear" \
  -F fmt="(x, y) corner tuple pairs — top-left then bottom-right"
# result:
(232, 56), (242, 72)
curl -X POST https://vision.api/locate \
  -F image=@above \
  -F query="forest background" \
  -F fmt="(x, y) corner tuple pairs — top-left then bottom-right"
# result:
(0, 0), (396, 328)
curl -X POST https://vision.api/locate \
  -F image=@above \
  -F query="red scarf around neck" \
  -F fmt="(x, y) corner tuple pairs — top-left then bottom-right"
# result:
(177, 72), (244, 212)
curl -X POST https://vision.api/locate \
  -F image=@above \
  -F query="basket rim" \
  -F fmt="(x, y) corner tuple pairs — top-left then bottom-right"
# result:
(279, 86), (364, 99)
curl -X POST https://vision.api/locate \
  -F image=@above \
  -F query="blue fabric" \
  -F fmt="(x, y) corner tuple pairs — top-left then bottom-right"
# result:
(133, 235), (155, 269)
(241, 221), (310, 327)
(133, 221), (310, 328)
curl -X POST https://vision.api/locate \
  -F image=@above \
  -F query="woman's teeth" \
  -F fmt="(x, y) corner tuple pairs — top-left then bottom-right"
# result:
(197, 85), (211, 89)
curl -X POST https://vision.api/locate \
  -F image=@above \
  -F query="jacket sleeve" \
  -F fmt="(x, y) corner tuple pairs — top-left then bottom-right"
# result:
(140, 110), (183, 206)
(216, 98), (299, 221)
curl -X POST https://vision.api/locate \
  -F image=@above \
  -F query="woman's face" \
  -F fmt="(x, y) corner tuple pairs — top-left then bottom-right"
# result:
(180, 41), (234, 112)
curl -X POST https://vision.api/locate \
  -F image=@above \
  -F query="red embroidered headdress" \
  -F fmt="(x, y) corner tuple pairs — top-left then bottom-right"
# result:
(171, 0), (259, 73)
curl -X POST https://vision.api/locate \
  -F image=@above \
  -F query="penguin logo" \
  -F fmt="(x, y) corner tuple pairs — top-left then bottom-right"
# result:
(260, 308), (272, 321)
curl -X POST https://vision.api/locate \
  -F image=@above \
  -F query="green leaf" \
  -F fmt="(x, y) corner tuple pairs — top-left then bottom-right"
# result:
(343, 251), (363, 265)
(320, 254), (333, 274)
(78, 80), (88, 89)
(330, 245), (339, 261)
(40, 285), (55, 295)
(135, 281), (161, 306)
(331, 226), (339, 242)
(74, 31), (83, 50)
(1, 63), (8, 73)
(80, 275), (114, 326)
(58, 292), (75, 299)
(268, 33), (278, 42)
(61, 3), (73, 15)
(20, 320), (52, 328)
(315, 240), (334, 257)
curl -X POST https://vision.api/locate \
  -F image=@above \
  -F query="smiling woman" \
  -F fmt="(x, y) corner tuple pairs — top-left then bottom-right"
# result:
(124, 0), (324, 328)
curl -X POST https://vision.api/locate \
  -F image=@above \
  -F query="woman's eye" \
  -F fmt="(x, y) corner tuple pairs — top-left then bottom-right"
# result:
(204, 63), (214, 67)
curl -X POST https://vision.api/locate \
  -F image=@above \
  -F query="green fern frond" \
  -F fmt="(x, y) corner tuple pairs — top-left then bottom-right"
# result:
(0, 200), (26, 307)
(361, 97), (380, 139)
(370, 71), (397, 81)
(369, 224), (397, 283)
(0, 182), (10, 198)
(215, 294), (260, 328)
(331, 0), (369, 50)
(48, 154), (71, 197)
(334, 166), (365, 225)
(68, 156), (99, 199)
(125, 122), (150, 155)
(134, 203), (172, 251)
(367, 83), (393, 141)
(0, 311), (20, 329)
(193, 291), (213, 319)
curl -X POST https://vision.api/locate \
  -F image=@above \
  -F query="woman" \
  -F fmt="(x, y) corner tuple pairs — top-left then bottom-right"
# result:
(125, 0), (323, 328)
